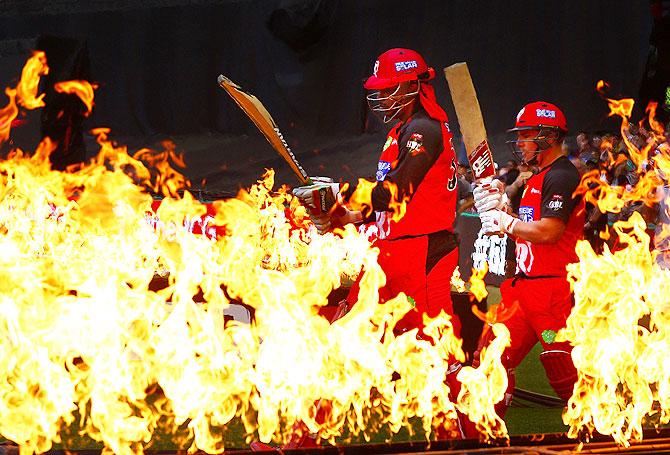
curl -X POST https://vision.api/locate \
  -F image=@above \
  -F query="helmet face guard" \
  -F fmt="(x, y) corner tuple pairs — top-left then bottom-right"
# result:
(366, 80), (420, 124)
(363, 48), (435, 123)
(506, 125), (563, 164)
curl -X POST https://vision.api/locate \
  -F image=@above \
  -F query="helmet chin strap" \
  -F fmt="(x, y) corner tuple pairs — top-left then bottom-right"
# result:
(521, 153), (539, 166)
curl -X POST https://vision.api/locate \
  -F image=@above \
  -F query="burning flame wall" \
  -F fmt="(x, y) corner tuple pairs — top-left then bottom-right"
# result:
(2, 44), (670, 455)
(0, 52), (513, 454)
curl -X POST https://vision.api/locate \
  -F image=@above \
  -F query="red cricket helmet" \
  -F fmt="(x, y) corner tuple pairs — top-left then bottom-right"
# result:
(509, 101), (568, 134)
(506, 101), (568, 164)
(363, 48), (435, 90)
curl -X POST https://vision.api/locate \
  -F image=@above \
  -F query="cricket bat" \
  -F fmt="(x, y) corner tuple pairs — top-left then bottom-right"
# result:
(217, 75), (310, 186)
(444, 62), (496, 180)
(218, 75), (342, 216)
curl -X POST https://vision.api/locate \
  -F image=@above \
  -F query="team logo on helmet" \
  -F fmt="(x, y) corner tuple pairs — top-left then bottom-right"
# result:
(516, 107), (526, 122)
(394, 60), (418, 72)
(373, 60), (379, 77)
(536, 108), (556, 118)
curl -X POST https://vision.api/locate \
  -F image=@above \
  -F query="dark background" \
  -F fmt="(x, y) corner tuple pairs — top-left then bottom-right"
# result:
(0, 0), (654, 194)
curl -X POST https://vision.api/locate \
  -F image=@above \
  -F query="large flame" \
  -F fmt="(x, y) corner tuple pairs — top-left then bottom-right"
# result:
(575, 83), (666, 219)
(456, 323), (510, 443)
(0, 52), (519, 454)
(54, 80), (96, 115)
(557, 86), (670, 446)
(0, 51), (49, 143)
(559, 213), (670, 446)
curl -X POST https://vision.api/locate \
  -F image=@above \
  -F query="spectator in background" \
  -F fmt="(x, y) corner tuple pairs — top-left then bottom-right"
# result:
(457, 165), (475, 214)
(639, 0), (670, 125)
(569, 154), (587, 176)
(495, 159), (520, 186)
(505, 161), (535, 213)
(576, 131), (600, 172)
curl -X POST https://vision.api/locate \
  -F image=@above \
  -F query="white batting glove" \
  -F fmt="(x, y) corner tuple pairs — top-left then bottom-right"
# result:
(473, 177), (508, 213)
(309, 176), (334, 184)
(479, 209), (519, 236)
(291, 179), (340, 213)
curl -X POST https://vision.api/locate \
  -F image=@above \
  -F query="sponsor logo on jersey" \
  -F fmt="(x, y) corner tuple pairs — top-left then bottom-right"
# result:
(536, 108), (556, 118)
(395, 60), (418, 72)
(382, 136), (394, 151)
(376, 160), (392, 181)
(448, 158), (458, 191)
(530, 187), (541, 195)
(406, 132), (425, 156)
(548, 194), (564, 210)
(519, 206), (535, 222)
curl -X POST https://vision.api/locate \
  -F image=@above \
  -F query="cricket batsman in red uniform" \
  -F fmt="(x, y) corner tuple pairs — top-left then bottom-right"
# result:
(473, 101), (585, 414)
(250, 49), (468, 450)
(293, 47), (460, 335)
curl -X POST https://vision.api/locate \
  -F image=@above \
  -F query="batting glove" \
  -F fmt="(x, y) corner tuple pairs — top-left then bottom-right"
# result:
(479, 209), (519, 236)
(473, 177), (508, 213)
(291, 178), (341, 215)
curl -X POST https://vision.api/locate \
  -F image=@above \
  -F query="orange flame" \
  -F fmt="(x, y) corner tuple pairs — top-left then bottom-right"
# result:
(16, 51), (49, 110)
(346, 178), (376, 219)
(469, 263), (489, 302)
(345, 179), (410, 223)
(559, 213), (670, 446)
(0, 52), (499, 454)
(0, 52), (49, 143)
(456, 322), (510, 443)
(561, 87), (670, 447)
(54, 80), (97, 114)
(383, 181), (410, 223)
(575, 84), (666, 218)
(450, 266), (467, 293)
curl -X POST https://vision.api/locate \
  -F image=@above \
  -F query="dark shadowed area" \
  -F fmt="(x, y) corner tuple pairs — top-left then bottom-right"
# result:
(0, 0), (653, 194)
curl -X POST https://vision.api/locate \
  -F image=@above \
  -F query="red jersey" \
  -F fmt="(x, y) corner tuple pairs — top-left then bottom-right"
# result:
(515, 156), (585, 277)
(372, 110), (458, 239)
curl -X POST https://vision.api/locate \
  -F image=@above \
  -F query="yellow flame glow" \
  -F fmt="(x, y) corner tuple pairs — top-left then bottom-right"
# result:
(54, 80), (97, 115)
(456, 323), (510, 443)
(469, 263), (489, 302)
(557, 88), (670, 447)
(0, 51), (49, 143)
(0, 52), (506, 454)
(450, 266), (466, 293)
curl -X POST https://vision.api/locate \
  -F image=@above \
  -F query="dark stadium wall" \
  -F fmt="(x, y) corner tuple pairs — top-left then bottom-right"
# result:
(0, 0), (653, 146)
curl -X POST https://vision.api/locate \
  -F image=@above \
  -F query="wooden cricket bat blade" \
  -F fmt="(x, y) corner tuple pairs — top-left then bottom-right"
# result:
(217, 75), (309, 185)
(444, 63), (495, 180)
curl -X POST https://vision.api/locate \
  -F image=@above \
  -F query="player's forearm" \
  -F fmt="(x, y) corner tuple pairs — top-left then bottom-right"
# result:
(340, 209), (363, 225)
(512, 218), (566, 244)
(505, 183), (522, 199)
